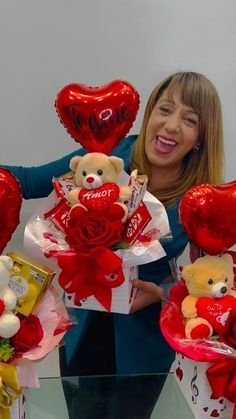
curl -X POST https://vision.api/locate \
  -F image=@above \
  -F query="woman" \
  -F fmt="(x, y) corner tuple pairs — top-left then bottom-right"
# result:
(2, 72), (224, 417)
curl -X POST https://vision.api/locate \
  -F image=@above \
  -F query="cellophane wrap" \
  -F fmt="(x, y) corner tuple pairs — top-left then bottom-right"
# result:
(160, 254), (236, 419)
(24, 170), (170, 313)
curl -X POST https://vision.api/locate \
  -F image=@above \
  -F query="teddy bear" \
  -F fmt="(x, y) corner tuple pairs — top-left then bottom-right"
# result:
(67, 152), (131, 222)
(0, 255), (20, 338)
(181, 254), (236, 340)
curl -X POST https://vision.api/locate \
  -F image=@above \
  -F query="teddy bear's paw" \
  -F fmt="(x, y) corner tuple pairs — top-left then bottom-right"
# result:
(107, 202), (128, 222)
(0, 312), (20, 338)
(186, 317), (213, 340)
(69, 204), (87, 219)
(1, 288), (17, 310)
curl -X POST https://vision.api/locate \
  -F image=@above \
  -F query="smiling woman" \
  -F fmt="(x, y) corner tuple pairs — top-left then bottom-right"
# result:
(145, 91), (200, 174)
(1, 71), (225, 419)
(131, 72), (224, 206)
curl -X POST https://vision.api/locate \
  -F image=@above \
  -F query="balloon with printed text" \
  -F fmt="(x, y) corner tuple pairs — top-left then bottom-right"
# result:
(55, 80), (140, 154)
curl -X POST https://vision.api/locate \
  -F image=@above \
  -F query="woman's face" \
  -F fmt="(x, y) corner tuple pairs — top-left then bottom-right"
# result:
(145, 89), (200, 171)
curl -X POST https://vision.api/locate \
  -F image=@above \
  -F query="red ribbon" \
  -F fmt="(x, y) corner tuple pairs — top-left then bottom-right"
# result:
(206, 359), (236, 419)
(57, 247), (124, 312)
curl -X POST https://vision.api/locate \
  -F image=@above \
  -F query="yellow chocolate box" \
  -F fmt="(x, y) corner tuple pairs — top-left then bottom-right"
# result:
(7, 251), (55, 316)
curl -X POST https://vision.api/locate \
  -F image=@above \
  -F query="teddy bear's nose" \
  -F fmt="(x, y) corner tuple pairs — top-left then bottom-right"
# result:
(86, 177), (94, 183)
(220, 286), (227, 294)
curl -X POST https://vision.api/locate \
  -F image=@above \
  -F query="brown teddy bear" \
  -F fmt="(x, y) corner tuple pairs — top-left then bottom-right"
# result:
(181, 254), (236, 339)
(67, 152), (131, 222)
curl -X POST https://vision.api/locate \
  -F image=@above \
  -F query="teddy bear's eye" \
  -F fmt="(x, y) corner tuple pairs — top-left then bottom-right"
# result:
(82, 170), (87, 176)
(97, 169), (103, 175)
(225, 278), (228, 282)
(208, 279), (213, 285)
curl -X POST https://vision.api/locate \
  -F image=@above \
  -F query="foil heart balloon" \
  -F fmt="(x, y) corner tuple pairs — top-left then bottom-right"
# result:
(0, 168), (22, 254)
(179, 181), (236, 255)
(55, 79), (140, 154)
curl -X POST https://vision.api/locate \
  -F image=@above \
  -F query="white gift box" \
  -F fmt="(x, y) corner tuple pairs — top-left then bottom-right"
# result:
(10, 388), (28, 419)
(64, 238), (166, 313)
(65, 265), (137, 314)
(172, 353), (234, 419)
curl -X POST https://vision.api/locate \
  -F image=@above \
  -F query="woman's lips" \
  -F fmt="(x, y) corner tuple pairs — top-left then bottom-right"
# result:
(153, 136), (177, 155)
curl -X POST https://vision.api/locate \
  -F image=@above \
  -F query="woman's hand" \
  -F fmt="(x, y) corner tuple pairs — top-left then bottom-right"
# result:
(130, 279), (164, 313)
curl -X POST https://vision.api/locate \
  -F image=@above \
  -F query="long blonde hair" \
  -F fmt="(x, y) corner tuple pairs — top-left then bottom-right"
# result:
(131, 72), (224, 207)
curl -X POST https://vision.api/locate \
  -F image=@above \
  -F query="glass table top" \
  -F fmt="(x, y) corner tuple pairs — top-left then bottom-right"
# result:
(26, 373), (197, 419)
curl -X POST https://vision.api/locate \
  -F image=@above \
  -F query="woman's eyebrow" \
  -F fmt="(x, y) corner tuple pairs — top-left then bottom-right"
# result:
(159, 99), (198, 115)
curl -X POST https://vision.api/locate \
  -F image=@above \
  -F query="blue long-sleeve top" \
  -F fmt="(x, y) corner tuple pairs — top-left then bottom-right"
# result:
(2, 135), (188, 374)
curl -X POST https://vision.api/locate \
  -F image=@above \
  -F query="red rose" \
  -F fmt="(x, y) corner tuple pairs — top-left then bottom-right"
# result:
(65, 210), (124, 250)
(11, 314), (44, 353)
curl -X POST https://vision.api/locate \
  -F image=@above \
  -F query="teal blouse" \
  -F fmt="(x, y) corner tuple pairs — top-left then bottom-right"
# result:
(2, 135), (188, 374)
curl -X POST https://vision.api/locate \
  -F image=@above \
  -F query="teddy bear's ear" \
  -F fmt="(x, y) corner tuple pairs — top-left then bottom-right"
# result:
(109, 156), (124, 174)
(221, 253), (233, 265)
(70, 156), (82, 172)
(181, 264), (194, 282)
(0, 255), (13, 270)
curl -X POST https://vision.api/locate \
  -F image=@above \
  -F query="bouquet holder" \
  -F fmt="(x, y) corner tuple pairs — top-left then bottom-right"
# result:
(24, 170), (169, 314)
(160, 280), (235, 419)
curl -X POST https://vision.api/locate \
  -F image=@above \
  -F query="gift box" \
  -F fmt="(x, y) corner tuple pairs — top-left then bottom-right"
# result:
(10, 388), (29, 419)
(65, 265), (137, 314)
(173, 353), (234, 419)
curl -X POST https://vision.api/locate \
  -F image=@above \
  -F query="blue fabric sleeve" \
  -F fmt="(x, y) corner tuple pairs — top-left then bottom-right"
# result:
(1, 148), (86, 199)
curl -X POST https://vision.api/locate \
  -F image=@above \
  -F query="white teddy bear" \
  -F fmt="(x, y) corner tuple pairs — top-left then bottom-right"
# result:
(0, 255), (20, 338)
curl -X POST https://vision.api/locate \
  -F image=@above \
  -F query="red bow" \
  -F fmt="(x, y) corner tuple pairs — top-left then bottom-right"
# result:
(57, 247), (124, 311)
(206, 359), (236, 419)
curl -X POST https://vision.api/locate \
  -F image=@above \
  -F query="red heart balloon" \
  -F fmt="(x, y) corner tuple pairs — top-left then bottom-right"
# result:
(0, 168), (22, 254)
(179, 181), (236, 255)
(55, 80), (140, 153)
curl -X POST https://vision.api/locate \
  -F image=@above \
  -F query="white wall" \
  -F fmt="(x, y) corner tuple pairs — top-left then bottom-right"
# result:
(1, 0), (236, 375)
(2, 0), (236, 253)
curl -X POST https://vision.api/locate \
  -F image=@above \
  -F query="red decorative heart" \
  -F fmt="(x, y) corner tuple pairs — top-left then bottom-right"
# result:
(179, 181), (236, 255)
(55, 80), (140, 153)
(79, 183), (120, 210)
(203, 407), (209, 412)
(210, 409), (219, 417)
(219, 399), (224, 404)
(0, 299), (5, 315)
(196, 295), (236, 335)
(175, 366), (183, 381)
(0, 168), (22, 254)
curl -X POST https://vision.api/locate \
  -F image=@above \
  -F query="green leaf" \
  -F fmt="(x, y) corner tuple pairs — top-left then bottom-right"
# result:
(0, 338), (15, 362)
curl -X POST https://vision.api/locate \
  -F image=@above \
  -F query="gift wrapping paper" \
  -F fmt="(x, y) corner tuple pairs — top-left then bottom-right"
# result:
(10, 389), (28, 419)
(173, 353), (233, 419)
(65, 265), (137, 314)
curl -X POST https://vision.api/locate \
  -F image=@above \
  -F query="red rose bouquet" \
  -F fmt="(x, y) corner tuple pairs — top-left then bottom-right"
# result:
(24, 160), (170, 314)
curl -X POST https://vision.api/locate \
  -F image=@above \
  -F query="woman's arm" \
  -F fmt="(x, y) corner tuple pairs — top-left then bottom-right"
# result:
(1, 148), (87, 199)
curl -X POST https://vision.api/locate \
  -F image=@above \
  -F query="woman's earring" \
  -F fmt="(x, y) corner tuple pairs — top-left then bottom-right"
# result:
(193, 143), (200, 152)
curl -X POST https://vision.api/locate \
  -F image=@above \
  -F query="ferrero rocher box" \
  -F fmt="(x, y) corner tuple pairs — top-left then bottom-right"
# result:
(7, 251), (55, 316)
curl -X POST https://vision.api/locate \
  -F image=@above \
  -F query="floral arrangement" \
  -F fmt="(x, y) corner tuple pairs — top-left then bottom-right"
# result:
(0, 255), (71, 419)
(24, 164), (170, 314)
(160, 181), (236, 419)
